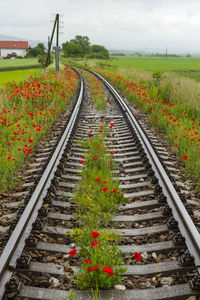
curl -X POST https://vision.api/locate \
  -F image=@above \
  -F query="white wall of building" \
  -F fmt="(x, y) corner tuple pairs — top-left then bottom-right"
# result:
(0, 48), (27, 58)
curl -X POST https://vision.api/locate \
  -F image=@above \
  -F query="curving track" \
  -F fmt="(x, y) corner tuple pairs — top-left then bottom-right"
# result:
(0, 68), (199, 300)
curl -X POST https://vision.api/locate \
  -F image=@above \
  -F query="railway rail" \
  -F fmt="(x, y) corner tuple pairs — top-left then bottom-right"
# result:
(0, 68), (199, 300)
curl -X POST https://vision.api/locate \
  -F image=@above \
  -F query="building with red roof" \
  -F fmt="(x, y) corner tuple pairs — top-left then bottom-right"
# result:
(0, 41), (28, 58)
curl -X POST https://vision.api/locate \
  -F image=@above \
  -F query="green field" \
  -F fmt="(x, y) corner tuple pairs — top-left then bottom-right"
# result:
(0, 58), (41, 71)
(108, 56), (200, 72)
(0, 68), (42, 86)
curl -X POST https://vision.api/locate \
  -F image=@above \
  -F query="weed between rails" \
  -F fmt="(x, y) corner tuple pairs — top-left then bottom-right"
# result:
(68, 125), (126, 290)
(81, 70), (107, 112)
(0, 67), (78, 191)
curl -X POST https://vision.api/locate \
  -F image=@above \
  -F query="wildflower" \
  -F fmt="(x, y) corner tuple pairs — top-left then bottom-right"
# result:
(109, 122), (114, 128)
(103, 180), (108, 184)
(69, 249), (77, 257)
(183, 155), (188, 161)
(81, 155), (85, 159)
(91, 240), (100, 247)
(91, 232), (99, 239)
(85, 259), (92, 264)
(93, 265), (102, 271)
(110, 151), (114, 155)
(133, 252), (141, 261)
(102, 266), (114, 276)
(110, 189), (117, 194)
(107, 161), (111, 163)
(93, 157), (98, 161)
(80, 160), (84, 164)
(102, 187), (108, 192)
(95, 177), (101, 182)
(28, 139), (33, 143)
(88, 266), (93, 272)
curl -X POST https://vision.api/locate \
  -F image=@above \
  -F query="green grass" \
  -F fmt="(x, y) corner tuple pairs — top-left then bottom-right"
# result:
(0, 58), (41, 71)
(0, 68), (42, 86)
(108, 56), (200, 72)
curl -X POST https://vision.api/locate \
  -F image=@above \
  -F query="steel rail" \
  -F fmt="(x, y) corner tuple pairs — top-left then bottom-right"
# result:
(91, 70), (200, 274)
(0, 72), (84, 298)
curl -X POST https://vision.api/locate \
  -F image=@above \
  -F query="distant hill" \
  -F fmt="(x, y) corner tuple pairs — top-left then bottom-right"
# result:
(0, 34), (47, 48)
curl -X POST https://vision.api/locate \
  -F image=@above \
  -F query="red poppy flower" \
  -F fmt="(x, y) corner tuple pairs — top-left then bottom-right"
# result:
(102, 266), (114, 276)
(133, 252), (141, 261)
(92, 265), (102, 271)
(110, 151), (114, 155)
(91, 240), (100, 247)
(100, 126), (103, 129)
(103, 180), (108, 184)
(102, 187), (108, 192)
(99, 130), (102, 134)
(81, 155), (85, 159)
(80, 160), (84, 164)
(91, 231), (99, 239)
(93, 157), (98, 160)
(107, 161), (111, 163)
(85, 259), (91, 264)
(110, 189), (117, 194)
(69, 249), (77, 257)
(183, 155), (188, 161)
(95, 177), (101, 182)
(109, 123), (114, 128)
(88, 266), (93, 272)
(89, 130), (93, 133)
(28, 139), (33, 143)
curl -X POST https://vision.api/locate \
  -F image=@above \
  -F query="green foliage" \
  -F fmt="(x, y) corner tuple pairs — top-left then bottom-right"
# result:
(70, 35), (90, 55)
(62, 35), (109, 60)
(69, 129), (126, 290)
(27, 43), (46, 58)
(73, 232), (126, 290)
(38, 54), (53, 67)
(62, 41), (83, 58)
(0, 67), (78, 191)
(81, 70), (107, 111)
(97, 68), (200, 181)
(88, 45), (110, 59)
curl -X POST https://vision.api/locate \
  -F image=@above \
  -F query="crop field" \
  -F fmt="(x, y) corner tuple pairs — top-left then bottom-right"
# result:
(0, 58), (41, 71)
(0, 68), (42, 86)
(108, 56), (200, 72)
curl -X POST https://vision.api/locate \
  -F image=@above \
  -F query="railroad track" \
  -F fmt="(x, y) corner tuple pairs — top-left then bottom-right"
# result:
(0, 68), (200, 300)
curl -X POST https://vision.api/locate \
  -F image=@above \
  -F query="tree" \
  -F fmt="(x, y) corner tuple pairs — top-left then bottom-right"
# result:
(88, 44), (110, 59)
(70, 35), (90, 55)
(27, 43), (46, 57)
(62, 41), (83, 57)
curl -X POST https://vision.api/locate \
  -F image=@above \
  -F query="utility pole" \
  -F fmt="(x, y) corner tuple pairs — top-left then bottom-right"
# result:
(46, 13), (60, 71)
(166, 47), (168, 59)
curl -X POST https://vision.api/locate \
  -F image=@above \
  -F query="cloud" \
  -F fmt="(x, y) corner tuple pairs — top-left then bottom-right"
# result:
(1, 0), (200, 51)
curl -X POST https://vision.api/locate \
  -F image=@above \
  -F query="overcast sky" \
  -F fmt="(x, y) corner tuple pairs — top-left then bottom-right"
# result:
(1, 0), (200, 52)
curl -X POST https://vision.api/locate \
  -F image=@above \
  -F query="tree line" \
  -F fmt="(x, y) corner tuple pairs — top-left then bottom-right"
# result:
(25, 35), (110, 65)
(62, 35), (110, 59)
